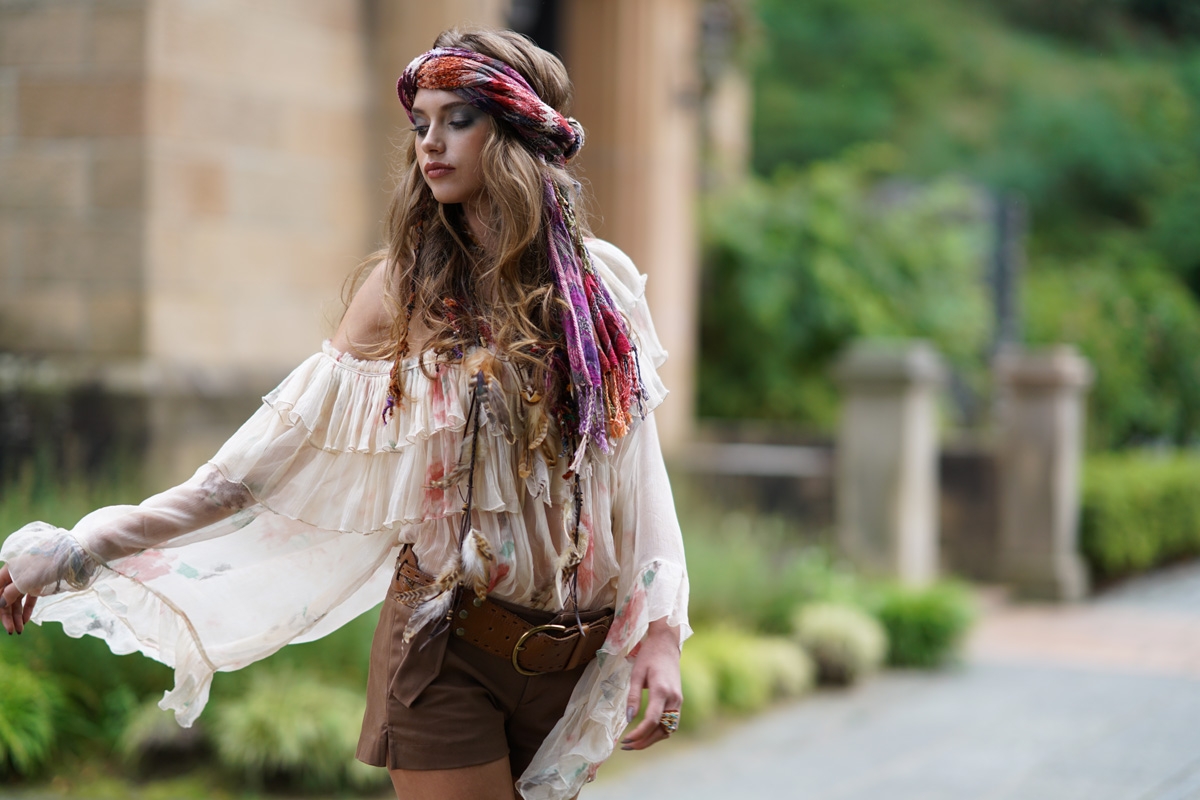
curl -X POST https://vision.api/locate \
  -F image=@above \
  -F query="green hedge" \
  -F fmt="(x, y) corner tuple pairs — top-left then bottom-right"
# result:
(1081, 452), (1200, 580)
(871, 583), (975, 668)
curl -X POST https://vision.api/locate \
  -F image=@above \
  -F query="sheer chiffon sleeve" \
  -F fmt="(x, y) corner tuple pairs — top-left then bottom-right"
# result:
(0, 349), (411, 726)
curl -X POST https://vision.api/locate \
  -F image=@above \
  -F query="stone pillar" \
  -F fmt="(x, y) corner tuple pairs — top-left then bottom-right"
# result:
(994, 346), (1093, 601)
(564, 0), (701, 457)
(835, 341), (944, 585)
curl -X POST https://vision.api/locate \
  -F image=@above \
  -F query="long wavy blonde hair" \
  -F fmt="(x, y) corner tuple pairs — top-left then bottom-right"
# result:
(353, 29), (588, 427)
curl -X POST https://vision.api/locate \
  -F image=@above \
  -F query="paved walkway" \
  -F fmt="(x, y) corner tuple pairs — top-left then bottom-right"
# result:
(585, 562), (1200, 799)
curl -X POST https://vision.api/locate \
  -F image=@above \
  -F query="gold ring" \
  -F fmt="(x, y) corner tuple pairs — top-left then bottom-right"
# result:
(658, 710), (680, 735)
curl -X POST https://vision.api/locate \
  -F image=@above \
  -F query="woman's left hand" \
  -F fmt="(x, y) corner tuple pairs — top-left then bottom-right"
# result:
(0, 565), (36, 635)
(620, 618), (683, 750)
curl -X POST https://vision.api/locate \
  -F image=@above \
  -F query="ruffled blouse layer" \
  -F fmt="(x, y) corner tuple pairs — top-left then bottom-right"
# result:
(1, 239), (690, 800)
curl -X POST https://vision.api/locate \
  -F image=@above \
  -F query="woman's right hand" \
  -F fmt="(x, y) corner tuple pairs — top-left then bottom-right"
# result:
(0, 565), (36, 635)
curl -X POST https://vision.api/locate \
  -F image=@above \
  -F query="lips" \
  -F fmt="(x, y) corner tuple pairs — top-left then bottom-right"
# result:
(424, 162), (454, 178)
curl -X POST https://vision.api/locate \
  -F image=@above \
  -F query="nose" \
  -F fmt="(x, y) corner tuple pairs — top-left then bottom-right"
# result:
(420, 122), (444, 154)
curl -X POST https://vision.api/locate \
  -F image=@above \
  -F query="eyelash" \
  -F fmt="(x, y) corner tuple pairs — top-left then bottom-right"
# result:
(411, 118), (475, 137)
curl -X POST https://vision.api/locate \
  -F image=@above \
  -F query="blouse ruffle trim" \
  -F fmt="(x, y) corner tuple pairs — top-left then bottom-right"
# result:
(209, 241), (668, 537)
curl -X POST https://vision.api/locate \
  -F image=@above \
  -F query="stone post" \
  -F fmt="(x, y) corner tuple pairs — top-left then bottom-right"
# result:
(994, 346), (1093, 601)
(835, 341), (944, 585)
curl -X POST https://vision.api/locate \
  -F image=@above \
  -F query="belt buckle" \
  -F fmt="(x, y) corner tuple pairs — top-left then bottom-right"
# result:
(512, 623), (569, 676)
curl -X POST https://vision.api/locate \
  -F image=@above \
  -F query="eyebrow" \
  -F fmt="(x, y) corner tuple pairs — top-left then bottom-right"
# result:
(410, 100), (472, 116)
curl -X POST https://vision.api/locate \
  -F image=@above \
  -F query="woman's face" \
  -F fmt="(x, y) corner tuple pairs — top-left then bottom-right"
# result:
(411, 88), (490, 210)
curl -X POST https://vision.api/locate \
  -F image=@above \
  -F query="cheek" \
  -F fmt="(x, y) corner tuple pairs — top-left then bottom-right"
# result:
(462, 130), (490, 187)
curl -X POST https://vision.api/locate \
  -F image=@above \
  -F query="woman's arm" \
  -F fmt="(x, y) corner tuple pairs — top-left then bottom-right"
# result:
(610, 413), (691, 749)
(3, 258), (398, 628)
(0, 463), (253, 632)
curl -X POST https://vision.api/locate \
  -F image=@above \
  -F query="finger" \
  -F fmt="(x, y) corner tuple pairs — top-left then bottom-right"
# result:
(624, 664), (647, 726)
(622, 702), (665, 745)
(623, 678), (684, 749)
(621, 719), (668, 751)
(23, 595), (37, 626)
(1, 582), (24, 635)
(622, 681), (668, 746)
(13, 595), (27, 635)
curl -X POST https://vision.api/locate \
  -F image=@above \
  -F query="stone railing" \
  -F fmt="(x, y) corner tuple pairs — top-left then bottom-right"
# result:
(679, 339), (1094, 601)
(833, 340), (1092, 599)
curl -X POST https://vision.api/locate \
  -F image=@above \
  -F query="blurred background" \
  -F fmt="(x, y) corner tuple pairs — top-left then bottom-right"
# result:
(2, 0), (1200, 796)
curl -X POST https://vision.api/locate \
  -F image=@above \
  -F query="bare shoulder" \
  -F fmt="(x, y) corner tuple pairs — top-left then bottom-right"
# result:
(331, 260), (392, 359)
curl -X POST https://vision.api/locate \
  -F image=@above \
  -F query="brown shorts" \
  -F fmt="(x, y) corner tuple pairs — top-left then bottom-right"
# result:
(355, 577), (588, 776)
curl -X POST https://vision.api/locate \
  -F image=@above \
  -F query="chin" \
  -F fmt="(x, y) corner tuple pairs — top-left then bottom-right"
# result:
(427, 187), (466, 205)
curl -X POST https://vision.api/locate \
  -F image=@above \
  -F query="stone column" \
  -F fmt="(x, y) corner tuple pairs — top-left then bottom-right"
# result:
(564, 0), (701, 457)
(994, 346), (1093, 601)
(835, 341), (944, 585)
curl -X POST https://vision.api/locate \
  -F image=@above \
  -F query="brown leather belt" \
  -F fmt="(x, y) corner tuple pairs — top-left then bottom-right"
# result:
(391, 546), (612, 676)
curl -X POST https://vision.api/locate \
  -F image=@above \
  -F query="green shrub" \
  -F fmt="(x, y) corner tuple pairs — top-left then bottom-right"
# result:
(699, 148), (990, 427)
(684, 628), (816, 719)
(118, 697), (208, 769)
(753, 637), (816, 699)
(1025, 259), (1200, 449)
(0, 662), (59, 776)
(1081, 452), (1200, 580)
(791, 602), (887, 685)
(684, 629), (774, 714)
(211, 670), (386, 792)
(874, 583), (975, 668)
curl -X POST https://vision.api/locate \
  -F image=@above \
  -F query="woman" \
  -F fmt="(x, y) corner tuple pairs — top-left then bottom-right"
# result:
(0, 28), (688, 800)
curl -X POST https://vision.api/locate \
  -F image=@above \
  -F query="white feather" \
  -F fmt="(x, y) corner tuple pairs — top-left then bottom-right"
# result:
(402, 588), (456, 643)
(460, 530), (494, 600)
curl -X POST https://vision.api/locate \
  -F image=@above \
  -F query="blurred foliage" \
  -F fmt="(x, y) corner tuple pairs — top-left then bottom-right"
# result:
(869, 582), (976, 668)
(720, 0), (1200, 444)
(791, 602), (887, 685)
(0, 661), (60, 776)
(0, 470), (172, 776)
(681, 503), (863, 633)
(699, 145), (990, 425)
(118, 698), (207, 770)
(1081, 452), (1200, 580)
(989, 0), (1200, 44)
(677, 647), (720, 732)
(683, 628), (814, 715)
(210, 670), (385, 792)
(1025, 252), (1200, 448)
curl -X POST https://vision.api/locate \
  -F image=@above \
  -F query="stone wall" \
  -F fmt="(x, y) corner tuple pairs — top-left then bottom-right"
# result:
(0, 0), (147, 357)
(143, 0), (375, 376)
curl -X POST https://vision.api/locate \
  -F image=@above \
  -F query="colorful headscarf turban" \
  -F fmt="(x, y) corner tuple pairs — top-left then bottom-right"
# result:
(397, 46), (643, 466)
